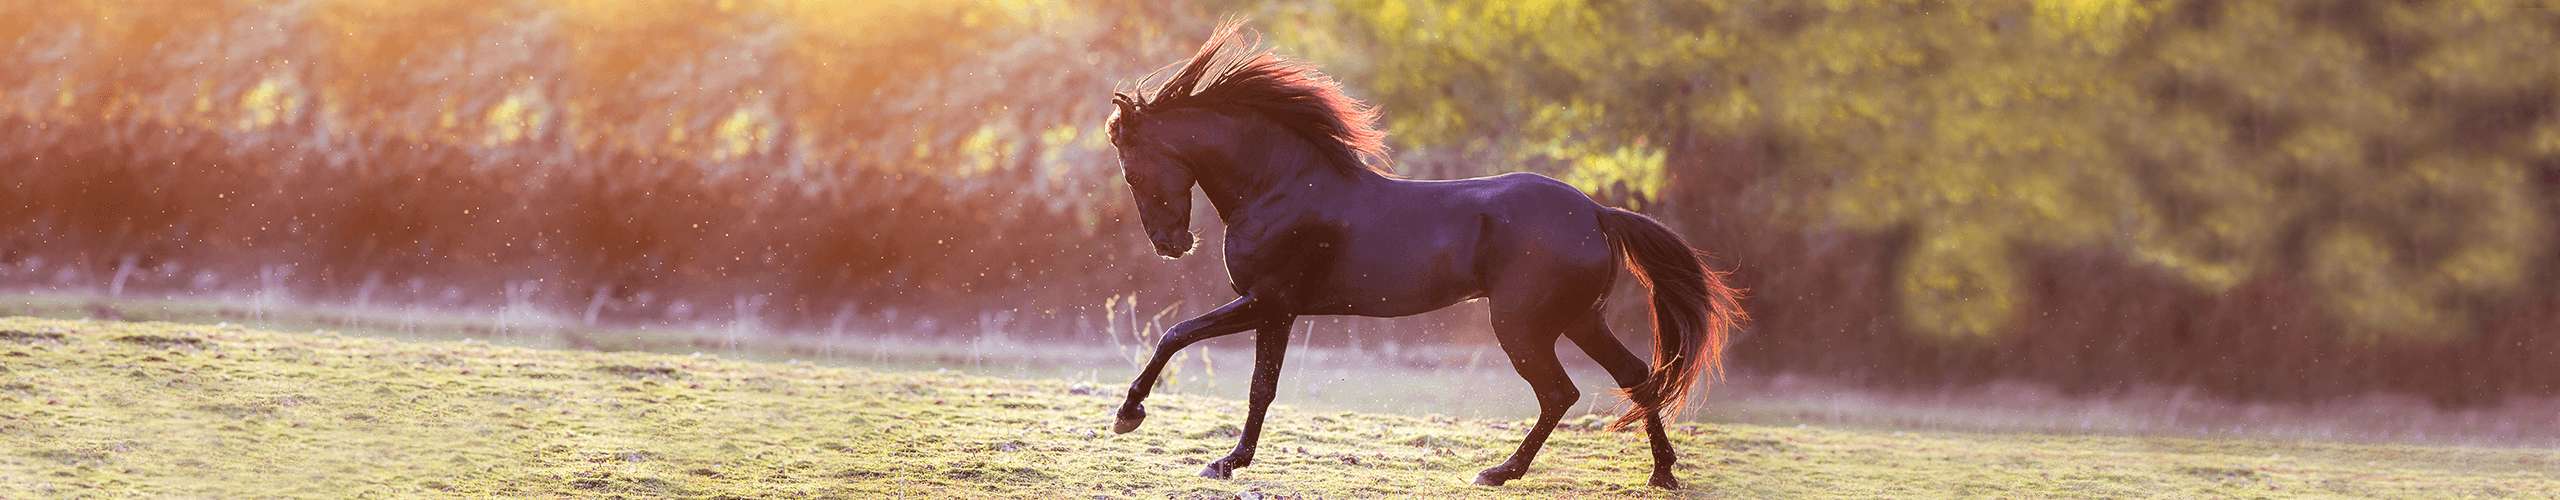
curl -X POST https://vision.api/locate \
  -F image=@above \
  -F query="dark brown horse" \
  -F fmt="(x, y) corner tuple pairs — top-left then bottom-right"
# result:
(1103, 20), (1746, 490)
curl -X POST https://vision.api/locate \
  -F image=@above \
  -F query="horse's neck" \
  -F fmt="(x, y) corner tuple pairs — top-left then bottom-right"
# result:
(1193, 128), (1378, 224)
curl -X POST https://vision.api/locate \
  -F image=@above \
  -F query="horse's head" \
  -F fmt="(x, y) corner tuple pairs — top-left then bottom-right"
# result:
(1108, 92), (1198, 258)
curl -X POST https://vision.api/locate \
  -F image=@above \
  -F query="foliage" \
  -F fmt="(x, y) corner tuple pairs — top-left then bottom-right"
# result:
(0, 0), (1236, 329)
(4, 0), (2559, 404)
(1323, 0), (2557, 341)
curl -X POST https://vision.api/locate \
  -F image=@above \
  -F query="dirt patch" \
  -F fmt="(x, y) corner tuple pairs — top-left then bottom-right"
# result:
(31, 448), (113, 466)
(565, 472), (671, 492)
(115, 334), (207, 350)
(0, 329), (65, 344)
(584, 451), (655, 463)
(1191, 424), (1241, 439)
(1397, 434), (1466, 448)
(1714, 437), (1793, 453)
(597, 364), (682, 379)
(29, 442), (134, 466)
(2179, 465), (2261, 482)
(195, 396), (310, 419)
(197, 402), (280, 419)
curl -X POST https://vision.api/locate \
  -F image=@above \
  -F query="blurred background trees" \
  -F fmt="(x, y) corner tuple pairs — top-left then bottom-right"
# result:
(3, 0), (2554, 405)
(1324, 0), (2555, 342)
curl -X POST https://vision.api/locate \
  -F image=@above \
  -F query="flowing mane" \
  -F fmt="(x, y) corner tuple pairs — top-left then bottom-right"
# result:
(1127, 19), (1393, 176)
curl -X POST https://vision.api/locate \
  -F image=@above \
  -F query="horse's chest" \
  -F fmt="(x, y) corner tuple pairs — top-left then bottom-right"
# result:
(1218, 223), (1334, 294)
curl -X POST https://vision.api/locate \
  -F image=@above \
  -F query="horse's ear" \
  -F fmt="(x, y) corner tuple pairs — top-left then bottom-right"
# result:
(1111, 92), (1138, 116)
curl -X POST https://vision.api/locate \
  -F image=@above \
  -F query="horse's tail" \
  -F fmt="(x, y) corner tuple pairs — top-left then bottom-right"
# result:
(1598, 207), (1747, 431)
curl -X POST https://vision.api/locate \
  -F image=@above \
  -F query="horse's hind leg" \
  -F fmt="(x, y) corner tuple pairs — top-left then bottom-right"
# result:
(1565, 315), (1682, 489)
(1472, 300), (1582, 487)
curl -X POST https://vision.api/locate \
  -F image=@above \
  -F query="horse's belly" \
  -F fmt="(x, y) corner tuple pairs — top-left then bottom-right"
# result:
(1303, 282), (1476, 317)
(1298, 232), (1482, 317)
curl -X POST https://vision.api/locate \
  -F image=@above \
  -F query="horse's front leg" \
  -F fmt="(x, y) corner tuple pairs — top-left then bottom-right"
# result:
(1115, 295), (1269, 434)
(1202, 316), (1295, 479)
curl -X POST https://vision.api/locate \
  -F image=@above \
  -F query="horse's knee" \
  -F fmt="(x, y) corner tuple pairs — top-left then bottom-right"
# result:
(1151, 334), (1187, 351)
(1155, 325), (1213, 351)
(1605, 366), (1649, 390)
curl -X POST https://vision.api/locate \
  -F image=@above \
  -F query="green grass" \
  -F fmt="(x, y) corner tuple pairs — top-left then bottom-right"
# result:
(2, 317), (2553, 498)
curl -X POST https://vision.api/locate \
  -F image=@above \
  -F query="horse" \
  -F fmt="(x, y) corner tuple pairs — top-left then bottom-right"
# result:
(1101, 20), (1747, 490)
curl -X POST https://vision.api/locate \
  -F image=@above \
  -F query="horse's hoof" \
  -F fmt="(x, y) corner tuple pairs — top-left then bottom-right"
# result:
(1473, 466), (1521, 487)
(1112, 406), (1145, 434)
(1192, 453), (1244, 479)
(1649, 472), (1680, 490)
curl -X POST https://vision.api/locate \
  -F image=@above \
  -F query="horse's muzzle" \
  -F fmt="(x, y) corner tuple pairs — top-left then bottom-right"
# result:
(1150, 231), (1195, 258)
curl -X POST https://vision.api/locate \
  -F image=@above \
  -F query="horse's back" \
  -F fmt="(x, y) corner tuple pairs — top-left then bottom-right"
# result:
(1297, 173), (1613, 317)
(1456, 173), (1618, 282)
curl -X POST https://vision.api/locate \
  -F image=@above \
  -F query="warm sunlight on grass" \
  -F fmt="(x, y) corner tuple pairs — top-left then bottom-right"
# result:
(6, 317), (2553, 497)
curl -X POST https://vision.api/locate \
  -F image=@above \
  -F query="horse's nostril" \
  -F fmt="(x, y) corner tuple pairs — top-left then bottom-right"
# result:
(1151, 233), (1194, 257)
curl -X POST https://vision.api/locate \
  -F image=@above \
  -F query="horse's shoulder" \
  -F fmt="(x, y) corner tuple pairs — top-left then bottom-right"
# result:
(1225, 209), (1336, 252)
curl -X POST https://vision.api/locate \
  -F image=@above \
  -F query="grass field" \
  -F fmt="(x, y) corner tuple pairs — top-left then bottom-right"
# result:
(3, 316), (2554, 498)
